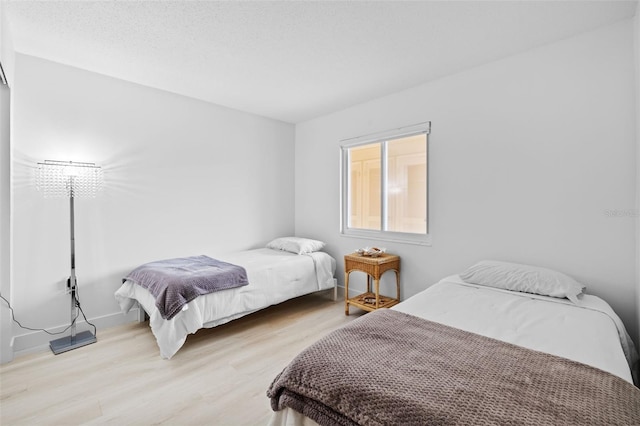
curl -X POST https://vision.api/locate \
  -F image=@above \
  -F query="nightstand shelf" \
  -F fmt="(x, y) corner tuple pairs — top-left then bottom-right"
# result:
(344, 253), (400, 315)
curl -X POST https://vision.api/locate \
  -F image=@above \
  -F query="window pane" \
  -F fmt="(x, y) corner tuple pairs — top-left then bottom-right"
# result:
(349, 143), (381, 230)
(386, 134), (427, 234)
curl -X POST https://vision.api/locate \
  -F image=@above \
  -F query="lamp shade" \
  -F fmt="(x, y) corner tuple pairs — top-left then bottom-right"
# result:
(36, 160), (103, 198)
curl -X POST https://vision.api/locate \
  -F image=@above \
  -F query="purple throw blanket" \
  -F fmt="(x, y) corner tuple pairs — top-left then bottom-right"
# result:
(124, 255), (249, 320)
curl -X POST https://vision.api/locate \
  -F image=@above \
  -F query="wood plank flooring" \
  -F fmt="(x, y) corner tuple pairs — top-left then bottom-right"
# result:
(0, 291), (363, 425)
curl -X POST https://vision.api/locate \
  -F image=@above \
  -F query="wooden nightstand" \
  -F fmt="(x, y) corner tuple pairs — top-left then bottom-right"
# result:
(344, 253), (400, 315)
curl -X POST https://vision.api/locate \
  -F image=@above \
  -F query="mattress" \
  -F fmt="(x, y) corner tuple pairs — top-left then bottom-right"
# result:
(115, 248), (336, 359)
(269, 274), (637, 426)
(393, 275), (636, 384)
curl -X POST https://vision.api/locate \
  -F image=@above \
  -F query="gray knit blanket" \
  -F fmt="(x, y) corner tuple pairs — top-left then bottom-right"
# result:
(268, 309), (640, 426)
(124, 255), (248, 320)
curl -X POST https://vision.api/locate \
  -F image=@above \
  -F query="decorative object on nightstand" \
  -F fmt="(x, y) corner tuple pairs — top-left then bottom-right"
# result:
(36, 160), (103, 354)
(355, 246), (386, 257)
(344, 252), (400, 315)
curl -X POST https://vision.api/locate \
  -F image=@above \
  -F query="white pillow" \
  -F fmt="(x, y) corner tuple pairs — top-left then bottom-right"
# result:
(459, 260), (585, 303)
(266, 237), (325, 255)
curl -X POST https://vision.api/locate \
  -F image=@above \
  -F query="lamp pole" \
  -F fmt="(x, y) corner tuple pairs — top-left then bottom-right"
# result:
(69, 178), (77, 344)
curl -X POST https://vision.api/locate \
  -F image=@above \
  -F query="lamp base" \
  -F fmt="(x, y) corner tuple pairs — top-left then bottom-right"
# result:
(49, 331), (97, 355)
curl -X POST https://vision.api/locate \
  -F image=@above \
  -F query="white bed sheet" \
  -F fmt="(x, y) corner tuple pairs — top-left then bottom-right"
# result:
(393, 275), (637, 384)
(115, 248), (336, 359)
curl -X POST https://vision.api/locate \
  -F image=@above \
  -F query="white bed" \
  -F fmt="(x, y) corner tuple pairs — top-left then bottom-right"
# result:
(269, 267), (639, 426)
(394, 275), (637, 384)
(115, 247), (336, 359)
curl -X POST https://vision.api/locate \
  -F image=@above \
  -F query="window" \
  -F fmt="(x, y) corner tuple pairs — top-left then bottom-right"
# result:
(341, 122), (430, 245)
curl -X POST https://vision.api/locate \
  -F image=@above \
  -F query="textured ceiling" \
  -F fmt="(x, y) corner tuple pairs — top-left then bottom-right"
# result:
(2, 1), (638, 123)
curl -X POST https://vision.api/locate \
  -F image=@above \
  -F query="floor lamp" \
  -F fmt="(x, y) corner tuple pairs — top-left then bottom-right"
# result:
(36, 160), (103, 354)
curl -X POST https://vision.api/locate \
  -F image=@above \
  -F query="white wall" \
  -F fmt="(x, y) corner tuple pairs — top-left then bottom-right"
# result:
(0, 1), (14, 85)
(0, 83), (12, 363)
(295, 19), (639, 343)
(0, 0), (15, 363)
(9, 54), (295, 355)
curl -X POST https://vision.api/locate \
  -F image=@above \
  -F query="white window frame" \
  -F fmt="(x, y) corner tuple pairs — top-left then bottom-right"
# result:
(340, 122), (431, 246)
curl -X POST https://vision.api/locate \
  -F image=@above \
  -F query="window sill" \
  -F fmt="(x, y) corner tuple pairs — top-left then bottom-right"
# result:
(340, 229), (432, 247)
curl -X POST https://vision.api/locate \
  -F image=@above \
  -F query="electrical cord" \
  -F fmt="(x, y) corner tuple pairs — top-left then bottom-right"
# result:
(0, 290), (97, 337)
(74, 285), (97, 336)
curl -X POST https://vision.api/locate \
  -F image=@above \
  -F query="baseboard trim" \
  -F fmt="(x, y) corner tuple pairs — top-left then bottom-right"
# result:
(12, 308), (140, 358)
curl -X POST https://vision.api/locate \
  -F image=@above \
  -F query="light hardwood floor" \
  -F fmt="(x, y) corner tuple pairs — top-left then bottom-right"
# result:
(0, 291), (363, 425)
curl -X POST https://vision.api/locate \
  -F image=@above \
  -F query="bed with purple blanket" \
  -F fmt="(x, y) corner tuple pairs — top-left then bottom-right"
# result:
(115, 238), (336, 359)
(268, 261), (640, 425)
